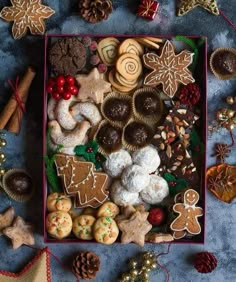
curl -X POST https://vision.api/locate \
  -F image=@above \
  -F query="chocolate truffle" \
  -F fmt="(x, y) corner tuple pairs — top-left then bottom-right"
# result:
(124, 122), (152, 147)
(135, 91), (161, 115)
(5, 172), (32, 195)
(96, 123), (122, 152)
(212, 51), (236, 75)
(103, 98), (131, 121)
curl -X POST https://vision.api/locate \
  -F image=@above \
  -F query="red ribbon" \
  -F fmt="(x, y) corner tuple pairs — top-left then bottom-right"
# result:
(138, 0), (158, 16)
(8, 76), (26, 114)
(156, 243), (171, 282)
(219, 9), (236, 31)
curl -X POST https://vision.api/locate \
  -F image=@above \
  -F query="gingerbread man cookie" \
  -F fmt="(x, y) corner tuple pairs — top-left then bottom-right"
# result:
(170, 189), (203, 239)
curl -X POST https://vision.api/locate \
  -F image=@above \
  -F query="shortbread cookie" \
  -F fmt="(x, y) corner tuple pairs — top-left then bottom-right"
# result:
(103, 149), (132, 178)
(93, 216), (119, 244)
(121, 165), (150, 193)
(135, 38), (160, 49)
(115, 71), (138, 88)
(54, 155), (109, 208)
(145, 232), (174, 243)
(170, 189), (203, 238)
(71, 102), (102, 127)
(132, 145), (160, 173)
(118, 38), (144, 56)
(140, 175), (169, 204)
(56, 96), (77, 130)
(118, 211), (152, 246)
(3, 216), (35, 249)
(46, 211), (72, 239)
(108, 70), (134, 93)
(97, 37), (120, 66)
(0, 207), (15, 236)
(72, 215), (96, 240)
(143, 40), (195, 98)
(110, 180), (139, 206)
(47, 192), (72, 212)
(97, 202), (120, 218)
(116, 53), (142, 81)
(48, 120), (91, 147)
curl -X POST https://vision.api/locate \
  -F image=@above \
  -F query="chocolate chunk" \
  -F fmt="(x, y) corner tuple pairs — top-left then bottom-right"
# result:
(135, 91), (161, 115)
(49, 38), (86, 75)
(5, 172), (33, 195)
(124, 122), (152, 147)
(103, 98), (131, 121)
(96, 123), (122, 152)
(212, 51), (236, 75)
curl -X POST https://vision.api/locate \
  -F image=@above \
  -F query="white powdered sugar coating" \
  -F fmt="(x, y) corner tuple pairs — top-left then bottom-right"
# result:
(56, 97), (77, 130)
(132, 145), (160, 173)
(140, 175), (169, 204)
(103, 149), (132, 178)
(47, 97), (58, 120)
(121, 164), (150, 193)
(110, 180), (139, 206)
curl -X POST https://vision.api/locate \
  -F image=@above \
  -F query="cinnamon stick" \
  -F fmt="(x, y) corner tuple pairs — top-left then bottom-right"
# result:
(0, 66), (36, 133)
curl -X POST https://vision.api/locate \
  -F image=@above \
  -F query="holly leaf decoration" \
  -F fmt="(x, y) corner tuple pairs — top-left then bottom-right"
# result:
(189, 128), (204, 155)
(163, 173), (189, 196)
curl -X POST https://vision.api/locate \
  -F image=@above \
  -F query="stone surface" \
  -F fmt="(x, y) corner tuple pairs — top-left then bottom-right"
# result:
(0, 0), (236, 281)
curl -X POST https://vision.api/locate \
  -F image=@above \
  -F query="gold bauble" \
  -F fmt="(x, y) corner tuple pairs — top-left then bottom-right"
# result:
(226, 96), (234, 105)
(145, 267), (152, 272)
(121, 273), (131, 281)
(141, 271), (149, 279)
(0, 168), (5, 176)
(0, 152), (6, 162)
(144, 259), (151, 266)
(130, 269), (138, 277)
(0, 139), (7, 147)
(129, 259), (138, 269)
(151, 262), (158, 269)
(143, 252), (151, 259)
(226, 109), (235, 118)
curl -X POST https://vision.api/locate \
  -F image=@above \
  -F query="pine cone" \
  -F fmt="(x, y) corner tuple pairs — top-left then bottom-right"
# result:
(194, 252), (217, 273)
(72, 251), (100, 280)
(178, 83), (201, 106)
(78, 0), (113, 23)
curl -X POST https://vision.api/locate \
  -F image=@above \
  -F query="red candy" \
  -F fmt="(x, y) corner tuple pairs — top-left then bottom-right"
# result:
(148, 207), (165, 225)
(46, 75), (79, 100)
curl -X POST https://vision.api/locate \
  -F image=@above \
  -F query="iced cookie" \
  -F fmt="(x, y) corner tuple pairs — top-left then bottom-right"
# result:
(46, 211), (72, 239)
(93, 216), (119, 244)
(121, 165), (150, 193)
(140, 175), (169, 204)
(72, 215), (96, 240)
(97, 202), (120, 218)
(132, 145), (160, 173)
(103, 149), (132, 178)
(110, 180), (139, 206)
(47, 193), (72, 212)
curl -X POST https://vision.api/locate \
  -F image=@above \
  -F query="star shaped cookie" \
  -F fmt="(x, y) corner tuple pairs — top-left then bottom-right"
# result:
(0, 207), (15, 236)
(3, 216), (35, 249)
(0, 0), (55, 39)
(143, 40), (195, 98)
(178, 0), (219, 16)
(76, 68), (111, 104)
(118, 211), (152, 246)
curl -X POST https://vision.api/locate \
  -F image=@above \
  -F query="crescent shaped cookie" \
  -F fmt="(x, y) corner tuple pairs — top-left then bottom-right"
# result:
(56, 96), (77, 130)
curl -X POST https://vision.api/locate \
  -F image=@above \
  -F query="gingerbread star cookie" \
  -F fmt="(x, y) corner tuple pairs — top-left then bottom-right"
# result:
(143, 40), (195, 98)
(76, 68), (111, 104)
(0, 207), (15, 236)
(178, 0), (219, 16)
(3, 216), (35, 249)
(0, 0), (55, 39)
(118, 211), (152, 246)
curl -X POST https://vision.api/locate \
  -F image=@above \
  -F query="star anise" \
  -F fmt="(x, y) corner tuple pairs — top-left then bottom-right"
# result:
(212, 143), (231, 163)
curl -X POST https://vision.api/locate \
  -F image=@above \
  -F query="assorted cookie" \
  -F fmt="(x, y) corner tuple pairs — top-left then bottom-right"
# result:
(45, 35), (205, 244)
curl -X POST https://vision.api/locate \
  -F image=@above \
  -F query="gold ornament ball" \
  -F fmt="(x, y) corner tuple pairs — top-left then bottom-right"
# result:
(129, 259), (138, 269)
(121, 273), (131, 281)
(0, 168), (5, 176)
(226, 96), (234, 105)
(140, 279), (149, 282)
(144, 259), (152, 266)
(0, 139), (7, 147)
(130, 269), (138, 278)
(226, 122), (235, 131)
(145, 267), (152, 272)
(226, 109), (235, 118)
(141, 271), (149, 279)
(151, 262), (158, 269)
(0, 153), (6, 162)
(216, 111), (224, 121)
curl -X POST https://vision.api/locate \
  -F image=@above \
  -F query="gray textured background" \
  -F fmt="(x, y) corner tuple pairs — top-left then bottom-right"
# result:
(0, 0), (236, 281)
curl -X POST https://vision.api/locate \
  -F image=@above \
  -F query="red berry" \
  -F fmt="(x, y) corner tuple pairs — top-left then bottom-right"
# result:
(57, 85), (64, 94)
(47, 78), (55, 86)
(148, 207), (165, 226)
(46, 85), (53, 93)
(56, 75), (66, 86)
(71, 86), (79, 95)
(65, 75), (75, 85)
(62, 92), (71, 100)
(52, 92), (61, 100)
(65, 84), (75, 93)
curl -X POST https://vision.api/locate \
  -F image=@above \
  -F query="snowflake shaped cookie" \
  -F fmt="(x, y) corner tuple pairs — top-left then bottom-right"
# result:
(0, 0), (55, 39)
(143, 40), (195, 98)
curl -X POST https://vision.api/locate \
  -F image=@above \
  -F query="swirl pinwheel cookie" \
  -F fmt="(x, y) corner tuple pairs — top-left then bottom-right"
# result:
(97, 37), (120, 66)
(143, 40), (195, 98)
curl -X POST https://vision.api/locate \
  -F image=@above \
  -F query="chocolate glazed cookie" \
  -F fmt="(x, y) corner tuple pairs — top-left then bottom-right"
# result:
(49, 38), (86, 75)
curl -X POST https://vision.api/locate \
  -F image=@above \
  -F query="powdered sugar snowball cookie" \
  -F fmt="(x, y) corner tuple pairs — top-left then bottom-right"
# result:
(103, 149), (132, 178)
(140, 175), (169, 204)
(110, 180), (139, 206)
(121, 165), (150, 193)
(132, 145), (160, 173)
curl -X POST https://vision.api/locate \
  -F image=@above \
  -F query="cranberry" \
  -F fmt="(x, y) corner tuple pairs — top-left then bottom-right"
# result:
(46, 85), (53, 93)
(56, 75), (66, 86)
(57, 85), (64, 94)
(65, 75), (75, 85)
(71, 86), (79, 95)
(62, 92), (71, 100)
(65, 84), (75, 93)
(52, 92), (61, 100)
(47, 78), (55, 86)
